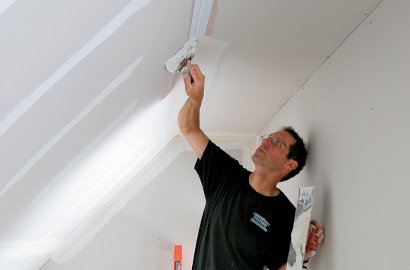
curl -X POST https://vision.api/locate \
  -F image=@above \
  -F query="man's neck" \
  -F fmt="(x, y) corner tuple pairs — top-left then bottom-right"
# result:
(249, 171), (281, 197)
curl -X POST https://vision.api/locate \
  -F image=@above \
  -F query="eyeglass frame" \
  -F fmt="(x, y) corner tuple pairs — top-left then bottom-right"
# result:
(260, 134), (289, 151)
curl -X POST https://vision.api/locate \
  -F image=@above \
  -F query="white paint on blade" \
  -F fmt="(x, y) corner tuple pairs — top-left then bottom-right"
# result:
(0, 0), (151, 137)
(0, 0), (15, 16)
(286, 186), (315, 270)
(0, 56), (144, 199)
(165, 38), (197, 73)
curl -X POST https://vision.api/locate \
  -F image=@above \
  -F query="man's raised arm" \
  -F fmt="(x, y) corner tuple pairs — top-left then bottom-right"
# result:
(178, 61), (209, 158)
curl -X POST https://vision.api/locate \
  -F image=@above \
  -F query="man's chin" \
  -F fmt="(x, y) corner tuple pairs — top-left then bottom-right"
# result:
(251, 153), (261, 164)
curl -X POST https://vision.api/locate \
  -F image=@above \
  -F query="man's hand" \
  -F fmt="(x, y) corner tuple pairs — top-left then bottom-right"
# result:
(182, 60), (205, 107)
(304, 219), (324, 261)
(278, 219), (324, 270)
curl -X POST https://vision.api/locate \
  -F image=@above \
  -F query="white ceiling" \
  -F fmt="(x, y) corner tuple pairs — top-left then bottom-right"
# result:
(201, 0), (382, 132)
(0, 0), (382, 269)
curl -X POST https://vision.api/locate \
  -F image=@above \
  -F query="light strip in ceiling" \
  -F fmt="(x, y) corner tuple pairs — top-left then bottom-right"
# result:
(0, 0), (15, 16)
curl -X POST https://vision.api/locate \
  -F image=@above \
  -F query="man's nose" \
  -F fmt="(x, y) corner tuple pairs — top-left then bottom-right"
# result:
(261, 138), (269, 146)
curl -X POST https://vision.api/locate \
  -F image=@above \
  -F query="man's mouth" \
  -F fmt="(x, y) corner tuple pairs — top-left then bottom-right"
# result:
(256, 146), (265, 153)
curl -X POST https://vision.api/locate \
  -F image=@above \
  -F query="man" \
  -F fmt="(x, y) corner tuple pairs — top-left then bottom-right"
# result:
(178, 61), (323, 270)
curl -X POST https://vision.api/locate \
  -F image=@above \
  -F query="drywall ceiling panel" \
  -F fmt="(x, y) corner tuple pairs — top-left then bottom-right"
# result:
(1, 0), (128, 120)
(0, 0), (193, 269)
(199, 0), (382, 133)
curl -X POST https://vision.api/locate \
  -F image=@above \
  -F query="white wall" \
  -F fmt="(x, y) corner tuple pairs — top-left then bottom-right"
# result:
(262, 1), (410, 269)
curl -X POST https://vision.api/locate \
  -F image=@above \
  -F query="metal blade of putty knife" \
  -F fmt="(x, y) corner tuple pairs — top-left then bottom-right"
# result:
(165, 38), (197, 81)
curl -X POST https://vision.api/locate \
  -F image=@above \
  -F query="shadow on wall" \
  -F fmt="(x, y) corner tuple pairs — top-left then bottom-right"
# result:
(305, 128), (334, 269)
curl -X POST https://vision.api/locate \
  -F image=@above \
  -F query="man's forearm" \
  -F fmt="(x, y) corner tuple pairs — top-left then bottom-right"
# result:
(178, 97), (209, 158)
(178, 61), (209, 158)
(178, 97), (201, 135)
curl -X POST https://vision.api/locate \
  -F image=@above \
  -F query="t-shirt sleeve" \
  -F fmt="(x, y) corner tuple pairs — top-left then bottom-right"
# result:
(194, 140), (242, 200)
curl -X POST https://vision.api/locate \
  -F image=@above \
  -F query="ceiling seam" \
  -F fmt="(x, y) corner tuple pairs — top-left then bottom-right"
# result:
(0, 56), (143, 199)
(38, 258), (51, 270)
(0, 0), (150, 138)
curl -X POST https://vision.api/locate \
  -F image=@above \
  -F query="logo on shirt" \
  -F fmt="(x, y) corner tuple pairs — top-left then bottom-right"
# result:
(250, 212), (270, 232)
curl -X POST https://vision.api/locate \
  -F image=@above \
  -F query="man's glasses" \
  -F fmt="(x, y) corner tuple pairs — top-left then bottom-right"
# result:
(261, 134), (289, 150)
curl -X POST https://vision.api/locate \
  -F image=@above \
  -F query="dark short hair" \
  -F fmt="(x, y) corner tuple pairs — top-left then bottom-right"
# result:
(281, 126), (308, 182)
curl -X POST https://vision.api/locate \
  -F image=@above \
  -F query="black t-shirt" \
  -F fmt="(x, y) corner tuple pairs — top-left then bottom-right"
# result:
(192, 140), (295, 270)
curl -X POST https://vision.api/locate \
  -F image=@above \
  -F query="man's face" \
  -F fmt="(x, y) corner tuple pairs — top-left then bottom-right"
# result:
(252, 130), (296, 172)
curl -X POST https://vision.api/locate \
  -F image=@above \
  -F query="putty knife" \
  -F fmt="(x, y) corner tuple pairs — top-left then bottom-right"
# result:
(165, 38), (197, 81)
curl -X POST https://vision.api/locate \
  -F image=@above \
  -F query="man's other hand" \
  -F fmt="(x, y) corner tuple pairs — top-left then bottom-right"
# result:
(304, 219), (324, 261)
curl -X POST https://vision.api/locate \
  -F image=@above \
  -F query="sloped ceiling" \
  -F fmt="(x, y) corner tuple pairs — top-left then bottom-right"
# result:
(0, 0), (381, 269)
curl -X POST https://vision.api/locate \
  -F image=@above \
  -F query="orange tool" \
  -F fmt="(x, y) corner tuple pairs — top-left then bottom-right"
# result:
(174, 245), (182, 270)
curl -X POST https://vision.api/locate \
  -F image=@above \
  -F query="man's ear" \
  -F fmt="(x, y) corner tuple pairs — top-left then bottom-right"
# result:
(286, 159), (298, 171)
